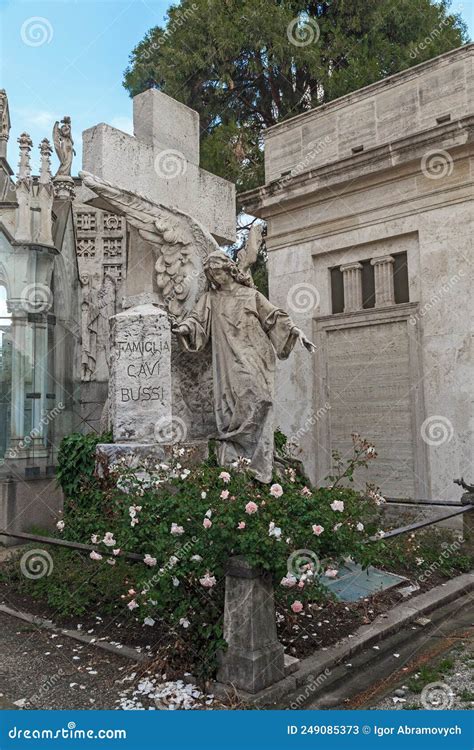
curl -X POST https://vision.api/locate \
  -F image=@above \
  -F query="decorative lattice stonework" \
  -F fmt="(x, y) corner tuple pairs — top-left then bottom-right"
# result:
(77, 237), (96, 257)
(75, 212), (97, 231)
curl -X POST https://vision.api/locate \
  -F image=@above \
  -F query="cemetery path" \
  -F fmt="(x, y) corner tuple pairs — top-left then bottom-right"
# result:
(305, 593), (474, 710)
(0, 611), (143, 710)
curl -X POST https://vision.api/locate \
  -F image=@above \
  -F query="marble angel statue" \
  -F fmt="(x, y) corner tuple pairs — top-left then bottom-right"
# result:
(53, 116), (75, 177)
(80, 172), (315, 483)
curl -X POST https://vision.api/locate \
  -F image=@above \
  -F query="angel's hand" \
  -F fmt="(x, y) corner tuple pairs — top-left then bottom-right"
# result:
(171, 322), (191, 336)
(294, 328), (317, 353)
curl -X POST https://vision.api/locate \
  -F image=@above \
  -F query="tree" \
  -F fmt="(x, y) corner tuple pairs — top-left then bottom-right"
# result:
(123, 0), (467, 196)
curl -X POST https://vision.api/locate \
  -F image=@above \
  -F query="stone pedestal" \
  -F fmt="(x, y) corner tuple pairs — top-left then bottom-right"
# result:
(217, 556), (286, 694)
(461, 494), (474, 559)
(95, 440), (208, 477)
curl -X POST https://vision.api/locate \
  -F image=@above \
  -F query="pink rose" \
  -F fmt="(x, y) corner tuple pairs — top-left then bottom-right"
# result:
(291, 600), (303, 613)
(237, 521), (246, 530)
(170, 523), (184, 535)
(270, 483), (283, 498)
(312, 524), (324, 536)
(219, 471), (231, 483)
(144, 554), (157, 567)
(245, 501), (258, 515)
(203, 518), (212, 529)
(127, 599), (139, 610)
(220, 489), (230, 500)
(280, 574), (297, 588)
(199, 572), (216, 588)
(90, 551), (102, 561)
(325, 568), (338, 578)
(300, 486), (312, 497)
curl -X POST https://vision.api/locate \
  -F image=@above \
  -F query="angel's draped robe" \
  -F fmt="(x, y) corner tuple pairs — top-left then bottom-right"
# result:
(177, 285), (300, 482)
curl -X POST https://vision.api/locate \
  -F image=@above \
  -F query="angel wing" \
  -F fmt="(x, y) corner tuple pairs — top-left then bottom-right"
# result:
(237, 223), (264, 279)
(52, 121), (61, 161)
(79, 170), (220, 319)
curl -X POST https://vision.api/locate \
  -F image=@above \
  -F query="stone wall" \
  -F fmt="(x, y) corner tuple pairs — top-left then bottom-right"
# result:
(72, 181), (127, 434)
(242, 45), (474, 503)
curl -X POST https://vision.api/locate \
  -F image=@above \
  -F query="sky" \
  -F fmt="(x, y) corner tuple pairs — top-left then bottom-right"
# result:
(0, 0), (169, 171)
(0, 0), (473, 173)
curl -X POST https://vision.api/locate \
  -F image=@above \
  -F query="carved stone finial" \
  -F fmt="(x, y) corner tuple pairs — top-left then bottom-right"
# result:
(0, 89), (11, 160)
(37, 138), (54, 246)
(17, 132), (33, 182)
(39, 138), (53, 183)
(15, 133), (33, 242)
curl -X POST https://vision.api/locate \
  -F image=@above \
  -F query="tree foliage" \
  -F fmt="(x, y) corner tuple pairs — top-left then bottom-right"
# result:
(123, 0), (467, 193)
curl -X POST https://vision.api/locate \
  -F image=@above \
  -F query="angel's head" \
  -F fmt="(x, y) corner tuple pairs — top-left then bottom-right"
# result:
(204, 251), (253, 290)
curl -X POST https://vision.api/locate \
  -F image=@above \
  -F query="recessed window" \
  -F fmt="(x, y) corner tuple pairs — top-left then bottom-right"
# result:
(330, 251), (409, 313)
(393, 252), (409, 303)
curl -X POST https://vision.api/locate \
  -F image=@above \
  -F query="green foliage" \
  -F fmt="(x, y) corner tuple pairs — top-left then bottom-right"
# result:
(49, 433), (386, 674)
(123, 0), (467, 194)
(407, 658), (454, 693)
(56, 432), (113, 542)
(2, 547), (134, 618)
(368, 526), (472, 579)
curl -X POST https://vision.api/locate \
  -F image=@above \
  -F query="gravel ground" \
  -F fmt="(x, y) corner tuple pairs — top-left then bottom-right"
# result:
(0, 612), (222, 710)
(0, 611), (140, 709)
(371, 634), (474, 710)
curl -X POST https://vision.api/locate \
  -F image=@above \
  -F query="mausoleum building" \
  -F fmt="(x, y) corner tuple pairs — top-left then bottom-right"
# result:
(242, 45), (473, 503)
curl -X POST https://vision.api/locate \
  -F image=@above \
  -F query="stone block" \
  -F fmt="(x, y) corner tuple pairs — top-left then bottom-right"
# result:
(217, 556), (287, 693)
(133, 89), (200, 166)
(95, 440), (209, 477)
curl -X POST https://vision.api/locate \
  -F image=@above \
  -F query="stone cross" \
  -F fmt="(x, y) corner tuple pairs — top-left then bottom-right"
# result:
(82, 89), (235, 245)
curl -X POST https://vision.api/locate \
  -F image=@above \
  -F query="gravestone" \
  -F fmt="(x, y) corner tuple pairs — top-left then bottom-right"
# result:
(109, 304), (171, 443)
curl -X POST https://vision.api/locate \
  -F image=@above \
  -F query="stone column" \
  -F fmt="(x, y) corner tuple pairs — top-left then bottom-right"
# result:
(7, 306), (28, 454)
(340, 262), (363, 312)
(29, 316), (49, 452)
(216, 556), (286, 694)
(371, 255), (395, 307)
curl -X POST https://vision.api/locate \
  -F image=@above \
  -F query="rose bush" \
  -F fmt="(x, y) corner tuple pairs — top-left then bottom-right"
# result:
(54, 433), (387, 672)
